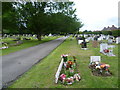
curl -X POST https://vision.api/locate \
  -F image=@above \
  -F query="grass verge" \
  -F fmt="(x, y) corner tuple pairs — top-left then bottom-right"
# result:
(1, 36), (60, 56)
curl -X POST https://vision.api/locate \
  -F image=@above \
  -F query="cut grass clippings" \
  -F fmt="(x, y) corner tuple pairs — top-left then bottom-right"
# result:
(9, 37), (118, 88)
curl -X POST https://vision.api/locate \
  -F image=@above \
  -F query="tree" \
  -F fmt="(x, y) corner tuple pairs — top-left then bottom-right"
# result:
(2, 2), (83, 40)
(2, 2), (19, 34)
(111, 30), (120, 37)
(49, 13), (83, 35)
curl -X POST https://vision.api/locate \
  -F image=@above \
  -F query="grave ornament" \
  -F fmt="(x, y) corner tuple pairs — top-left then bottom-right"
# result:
(100, 43), (115, 56)
(55, 55), (81, 85)
(80, 39), (88, 50)
(0, 42), (9, 49)
(89, 56), (112, 76)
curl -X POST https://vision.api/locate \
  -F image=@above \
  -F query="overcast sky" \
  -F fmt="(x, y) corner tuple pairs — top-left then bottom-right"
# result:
(72, 0), (119, 31)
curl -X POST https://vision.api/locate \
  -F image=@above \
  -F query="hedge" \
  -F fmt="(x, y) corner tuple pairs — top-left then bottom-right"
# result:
(80, 30), (120, 37)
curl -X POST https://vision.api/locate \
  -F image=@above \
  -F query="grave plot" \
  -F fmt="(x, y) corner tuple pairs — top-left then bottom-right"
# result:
(89, 56), (112, 76)
(100, 43), (115, 56)
(108, 39), (113, 44)
(78, 39), (83, 45)
(9, 40), (23, 46)
(92, 40), (98, 48)
(80, 40), (88, 50)
(0, 42), (9, 50)
(77, 36), (89, 50)
(55, 54), (81, 85)
(107, 36), (116, 44)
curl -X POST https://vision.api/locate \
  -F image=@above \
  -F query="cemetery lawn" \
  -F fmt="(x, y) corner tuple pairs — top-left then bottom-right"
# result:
(9, 37), (118, 88)
(1, 36), (60, 56)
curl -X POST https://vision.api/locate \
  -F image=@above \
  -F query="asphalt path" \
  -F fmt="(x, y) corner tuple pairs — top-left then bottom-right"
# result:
(1, 36), (67, 87)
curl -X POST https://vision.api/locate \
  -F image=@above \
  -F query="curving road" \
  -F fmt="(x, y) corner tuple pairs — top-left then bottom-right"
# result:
(1, 36), (67, 87)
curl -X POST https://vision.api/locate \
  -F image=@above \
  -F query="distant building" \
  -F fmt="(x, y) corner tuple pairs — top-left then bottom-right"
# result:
(102, 25), (118, 31)
(118, 27), (120, 29)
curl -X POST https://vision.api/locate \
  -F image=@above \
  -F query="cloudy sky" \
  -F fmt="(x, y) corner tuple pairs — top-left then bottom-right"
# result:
(72, 0), (119, 31)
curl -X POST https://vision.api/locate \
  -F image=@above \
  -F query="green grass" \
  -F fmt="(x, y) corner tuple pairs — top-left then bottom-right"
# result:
(9, 37), (118, 88)
(1, 36), (60, 56)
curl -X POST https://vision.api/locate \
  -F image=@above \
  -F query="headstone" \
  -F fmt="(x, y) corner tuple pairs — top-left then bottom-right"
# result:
(55, 58), (64, 83)
(100, 43), (115, 56)
(108, 39), (113, 44)
(78, 40), (83, 45)
(107, 45), (116, 56)
(48, 33), (52, 36)
(6, 35), (9, 38)
(106, 35), (110, 40)
(17, 34), (20, 37)
(23, 38), (31, 40)
(108, 49), (115, 56)
(28, 34), (32, 37)
(0, 42), (9, 49)
(85, 38), (89, 42)
(98, 36), (103, 41)
(90, 56), (101, 63)
(102, 35), (106, 40)
(16, 40), (23, 45)
(11, 35), (16, 39)
(81, 40), (87, 48)
(80, 40), (88, 50)
(116, 37), (120, 44)
(100, 43), (108, 53)
(89, 56), (112, 76)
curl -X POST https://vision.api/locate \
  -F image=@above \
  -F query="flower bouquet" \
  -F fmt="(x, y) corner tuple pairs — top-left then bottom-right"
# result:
(89, 61), (112, 76)
(58, 55), (81, 85)
(61, 54), (68, 62)
(103, 49), (109, 53)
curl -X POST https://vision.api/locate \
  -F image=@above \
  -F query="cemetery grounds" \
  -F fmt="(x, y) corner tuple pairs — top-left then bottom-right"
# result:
(9, 36), (118, 88)
(1, 35), (60, 56)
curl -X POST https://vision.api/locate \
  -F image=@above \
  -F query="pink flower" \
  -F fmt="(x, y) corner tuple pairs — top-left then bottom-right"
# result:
(60, 74), (66, 79)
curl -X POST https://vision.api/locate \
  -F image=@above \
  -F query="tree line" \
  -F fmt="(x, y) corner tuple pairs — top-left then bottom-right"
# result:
(2, 2), (83, 40)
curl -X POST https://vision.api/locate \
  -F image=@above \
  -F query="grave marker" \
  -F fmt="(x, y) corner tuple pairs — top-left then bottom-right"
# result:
(100, 43), (108, 53)
(100, 43), (115, 56)
(116, 37), (120, 44)
(90, 56), (101, 63)
(78, 40), (83, 45)
(55, 58), (64, 83)
(108, 39), (113, 44)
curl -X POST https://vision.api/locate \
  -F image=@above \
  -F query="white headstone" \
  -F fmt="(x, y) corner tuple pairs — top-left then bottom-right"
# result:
(98, 36), (103, 41)
(90, 56), (101, 63)
(100, 43), (108, 53)
(108, 39), (113, 44)
(108, 49), (115, 56)
(78, 40), (83, 44)
(48, 33), (52, 36)
(55, 58), (64, 83)
(116, 37), (120, 44)
(85, 39), (89, 42)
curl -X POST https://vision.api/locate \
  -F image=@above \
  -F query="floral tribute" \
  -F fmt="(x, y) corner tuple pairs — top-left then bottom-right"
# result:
(59, 54), (81, 85)
(89, 61), (112, 76)
(103, 49), (109, 53)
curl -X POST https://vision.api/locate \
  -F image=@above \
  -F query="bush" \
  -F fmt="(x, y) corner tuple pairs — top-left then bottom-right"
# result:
(101, 31), (112, 35)
(111, 30), (120, 37)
